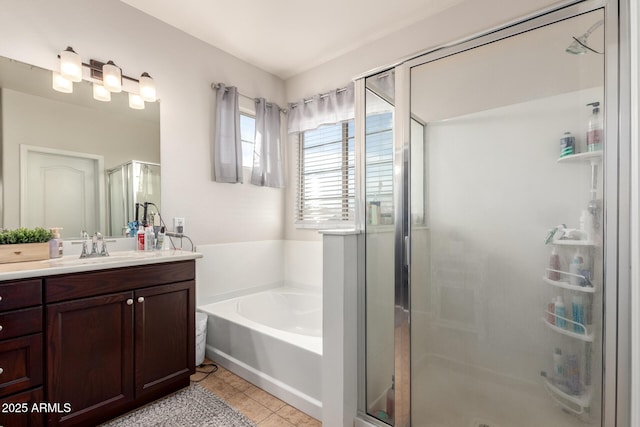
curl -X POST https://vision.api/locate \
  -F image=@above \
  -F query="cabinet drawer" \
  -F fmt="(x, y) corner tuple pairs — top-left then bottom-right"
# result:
(0, 280), (42, 313)
(0, 308), (42, 341)
(46, 260), (195, 302)
(0, 334), (43, 398)
(0, 387), (44, 427)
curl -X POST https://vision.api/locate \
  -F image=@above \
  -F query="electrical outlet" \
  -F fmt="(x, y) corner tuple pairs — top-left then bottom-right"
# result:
(174, 217), (185, 234)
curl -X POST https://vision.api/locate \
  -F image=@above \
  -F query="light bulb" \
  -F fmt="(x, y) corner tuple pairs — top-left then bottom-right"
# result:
(93, 83), (111, 102)
(139, 72), (157, 102)
(52, 72), (73, 93)
(128, 93), (145, 110)
(59, 47), (82, 82)
(102, 61), (122, 93)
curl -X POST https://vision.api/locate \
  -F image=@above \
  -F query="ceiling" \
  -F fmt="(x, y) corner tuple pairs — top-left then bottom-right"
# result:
(120, 0), (465, 80)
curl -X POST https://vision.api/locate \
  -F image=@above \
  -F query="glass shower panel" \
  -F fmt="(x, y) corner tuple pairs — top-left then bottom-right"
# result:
(107, 160), (161, 236)
(365, 71), (396, 425)
(409, 9), (604, 427)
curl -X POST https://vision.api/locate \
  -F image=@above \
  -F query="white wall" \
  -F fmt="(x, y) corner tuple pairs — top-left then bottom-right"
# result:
(195, 239), (323, 305)
(283, 0), (562, 242)
(0, 0), (285, 245)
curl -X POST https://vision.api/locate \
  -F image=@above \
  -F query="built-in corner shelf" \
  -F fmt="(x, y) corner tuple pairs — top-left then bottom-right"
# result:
(542, 275), (596, 293)
(542, 378), (592, 415)
(551, 239), (597, 247)
(542, 317), (594, 342)
(557, 151), (603, 164)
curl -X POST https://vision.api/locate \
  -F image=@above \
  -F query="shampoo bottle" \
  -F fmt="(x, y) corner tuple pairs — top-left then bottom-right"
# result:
(555, 296), (567, 329)
(156, 226), (165, 250)
(569, 250), (584, 287)
(144, 226), (154, 251)
(560, 131), (575, 157)
(548, 247), (561, 281)
(137, 225), (145, 251)
(572, 295), (586, 334)
(587, 102), (603, 152)
(553, 348), (564, 387)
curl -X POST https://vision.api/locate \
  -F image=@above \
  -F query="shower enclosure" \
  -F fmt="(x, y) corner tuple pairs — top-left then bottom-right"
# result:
(359, 1), (629, 426)
(106, 160), (161, 237)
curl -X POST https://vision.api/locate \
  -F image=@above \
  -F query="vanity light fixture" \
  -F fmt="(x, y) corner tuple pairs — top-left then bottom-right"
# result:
(59, 47), (83, 82)
(92, 83), (111, 102)
(52, 72), (73, 93)
(52, 47), (158, 109)
(102, 61), (122, 93)
(138, 72), (157, 102)
(128, 93), (145, 110)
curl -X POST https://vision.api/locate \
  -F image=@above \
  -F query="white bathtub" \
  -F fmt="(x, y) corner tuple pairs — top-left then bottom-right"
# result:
(198, 287), (322, 419)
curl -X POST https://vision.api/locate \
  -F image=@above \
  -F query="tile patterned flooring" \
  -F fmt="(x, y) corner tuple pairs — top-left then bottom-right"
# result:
(190, 359), (321, 427)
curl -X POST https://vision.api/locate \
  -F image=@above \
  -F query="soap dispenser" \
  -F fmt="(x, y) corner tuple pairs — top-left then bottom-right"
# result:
(49, 227), (63, 259)
(586, 102), (603, 152)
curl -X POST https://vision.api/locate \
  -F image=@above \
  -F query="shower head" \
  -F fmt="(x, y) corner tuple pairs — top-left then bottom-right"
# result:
(566, 20), (604, 55)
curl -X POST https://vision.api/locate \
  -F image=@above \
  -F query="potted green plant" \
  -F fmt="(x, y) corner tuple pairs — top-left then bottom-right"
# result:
(0, 227), (53, 264)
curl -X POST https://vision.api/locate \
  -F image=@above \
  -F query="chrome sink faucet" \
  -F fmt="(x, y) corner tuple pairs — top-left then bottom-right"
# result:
(76, 231), (110, 258)
(79, 231), (90, 258)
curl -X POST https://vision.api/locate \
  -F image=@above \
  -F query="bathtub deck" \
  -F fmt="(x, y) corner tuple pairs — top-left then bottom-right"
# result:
(191, 358), (321, 427)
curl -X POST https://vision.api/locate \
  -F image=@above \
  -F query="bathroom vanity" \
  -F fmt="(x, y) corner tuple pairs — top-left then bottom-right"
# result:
(0, 251), (201, 426)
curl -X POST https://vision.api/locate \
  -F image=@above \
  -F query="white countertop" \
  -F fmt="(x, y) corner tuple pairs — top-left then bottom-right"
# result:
(0, 250), (203, 282)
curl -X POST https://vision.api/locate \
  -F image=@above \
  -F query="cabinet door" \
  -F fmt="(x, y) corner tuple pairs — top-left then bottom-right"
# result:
(0, 387), (44, 427)
(135, 281), (195, 398)
(46, 292), (134, 426)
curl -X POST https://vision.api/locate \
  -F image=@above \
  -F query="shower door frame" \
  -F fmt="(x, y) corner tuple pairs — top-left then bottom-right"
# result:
(357, 0), (630, 426)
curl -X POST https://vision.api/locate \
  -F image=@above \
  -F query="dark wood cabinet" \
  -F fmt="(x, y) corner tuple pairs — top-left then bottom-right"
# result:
(0, 278), (44, 427)
(46, 292), (134, 426)
(135, 282), (195, 398)
(44, 260), (196, 426)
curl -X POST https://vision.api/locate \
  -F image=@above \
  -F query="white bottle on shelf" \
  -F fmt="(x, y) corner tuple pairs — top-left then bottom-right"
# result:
(569, 250), (584, 287)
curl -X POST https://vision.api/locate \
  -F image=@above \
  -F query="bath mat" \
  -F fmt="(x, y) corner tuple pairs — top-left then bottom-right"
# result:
(100, 383), (256, 427)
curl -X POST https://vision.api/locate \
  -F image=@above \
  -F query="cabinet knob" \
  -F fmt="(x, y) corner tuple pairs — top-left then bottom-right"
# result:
(0, 367), (4, 375)
(138, 297), (145, 303)
(0, 325), (3, 332)
(126, 299), (133, 306)
(0, 296), (3, 302)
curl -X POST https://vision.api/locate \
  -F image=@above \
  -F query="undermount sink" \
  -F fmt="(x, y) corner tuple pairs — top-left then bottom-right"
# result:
(45, 251), (162, 267)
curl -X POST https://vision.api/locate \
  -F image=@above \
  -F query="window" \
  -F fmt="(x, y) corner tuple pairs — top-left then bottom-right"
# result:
(365, 111), (394, 225)
(297, 120), (355, 226)
(240, 113), (255, 168)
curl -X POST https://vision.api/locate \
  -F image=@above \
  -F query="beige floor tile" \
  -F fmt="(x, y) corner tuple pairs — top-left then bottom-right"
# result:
(198, 375), (242, 401)
(257, 413), (296, 427)
(217, 369), (253, 392)
(244, 384), (287, 412)
(227, 393), (273, 424)
(276, 405), (321, 427)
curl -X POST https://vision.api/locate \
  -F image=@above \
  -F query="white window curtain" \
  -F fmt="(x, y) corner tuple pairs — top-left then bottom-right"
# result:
(251, 98), (285, 188)
(287, 82), (355, 133)
(213, 83), (243, 183)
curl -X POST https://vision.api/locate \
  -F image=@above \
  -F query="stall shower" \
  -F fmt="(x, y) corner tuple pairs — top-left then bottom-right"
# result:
(359, 1), (628, 426)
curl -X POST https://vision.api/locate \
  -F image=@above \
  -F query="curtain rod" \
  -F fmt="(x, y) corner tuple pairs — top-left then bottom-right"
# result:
(293, 86), (349, 108)
(211, 82), (286, 113)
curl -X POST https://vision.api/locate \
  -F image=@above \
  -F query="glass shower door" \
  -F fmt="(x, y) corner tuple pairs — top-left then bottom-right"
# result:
(408, 8), (605, 427)
(364, 70), (397, 425)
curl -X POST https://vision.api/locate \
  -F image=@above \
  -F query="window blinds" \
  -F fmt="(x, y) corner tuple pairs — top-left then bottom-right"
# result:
(297, 121), (355, 225)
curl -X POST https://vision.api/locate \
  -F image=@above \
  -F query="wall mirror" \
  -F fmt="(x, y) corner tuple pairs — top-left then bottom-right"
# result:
(0, 56), (160, 239)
